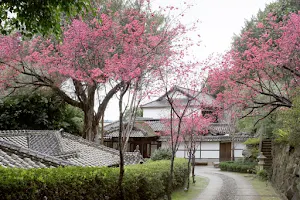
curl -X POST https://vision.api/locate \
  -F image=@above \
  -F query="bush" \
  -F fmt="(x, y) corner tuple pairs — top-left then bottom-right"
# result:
(150, 148), (172, 161)
(244, 138), (260, 145)
(219, 161), (256, 173)
(0, 159), (188, 200)
(257, 169), (268, 181)
(273, 129), (289, 144)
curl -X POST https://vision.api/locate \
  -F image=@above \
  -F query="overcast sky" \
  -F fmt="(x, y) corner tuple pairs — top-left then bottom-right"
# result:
(104, 0), (274, 121)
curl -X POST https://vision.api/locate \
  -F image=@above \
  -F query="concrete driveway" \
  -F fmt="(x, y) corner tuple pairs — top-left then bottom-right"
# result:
(194, 166), (267, 200)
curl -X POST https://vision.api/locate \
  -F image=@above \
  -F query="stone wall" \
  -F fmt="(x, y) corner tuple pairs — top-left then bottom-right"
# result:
(272, 144), (300, 200)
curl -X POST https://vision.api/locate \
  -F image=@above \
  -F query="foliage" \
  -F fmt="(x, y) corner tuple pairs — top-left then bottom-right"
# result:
(0, 0), (188, 141)
(250, 147), (260, 161)
(237, 113), (277, 138)
(219, 161), (256, 173)
(206, 4), (300, 123)
(0, 159), (188, 200)
(0, 0), (92, 37)
(273, 129), (289, 144)
(151, 148), (173, 161)
(243, 138), (259, 162)
(233, 0), (300, 51)
(0, 91), (83, 135)
(244, 138), (260, 145)
(273, 95), (300, 146)
(256, 169), (269, 181)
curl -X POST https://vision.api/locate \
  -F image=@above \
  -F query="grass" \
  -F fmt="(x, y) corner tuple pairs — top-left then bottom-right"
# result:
(243, 174), (282, 200)
(172, 176), (209, 200)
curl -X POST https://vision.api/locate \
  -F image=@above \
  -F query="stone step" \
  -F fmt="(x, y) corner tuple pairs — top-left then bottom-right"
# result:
(262, 143), (272, 146)
(263, 144), (272, 145)
(261, 150), (272, 153)
(262, 150), (271, 152)
(262, 145), (272, 147)
(262, 148), (272, 150)
(262, 152), (272, 154)
(262, 144), (272, 147)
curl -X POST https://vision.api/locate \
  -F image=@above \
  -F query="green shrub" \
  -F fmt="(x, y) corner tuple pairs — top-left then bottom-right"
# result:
(257, 169), (268, 181)
(219, 161), (256, 173)
(150, 148), (172, 161)
(244, 138), (260, 145)
(0, 159), (188, 200)
(273, 129), (289, 144)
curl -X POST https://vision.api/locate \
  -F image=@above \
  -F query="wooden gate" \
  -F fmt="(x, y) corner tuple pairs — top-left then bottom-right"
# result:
(220, 142), (231, 162)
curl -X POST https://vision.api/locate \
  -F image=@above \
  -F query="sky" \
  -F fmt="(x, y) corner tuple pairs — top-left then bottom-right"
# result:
(104, 0), (274, 121)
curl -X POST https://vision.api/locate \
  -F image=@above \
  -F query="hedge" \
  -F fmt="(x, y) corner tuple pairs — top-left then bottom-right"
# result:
(0, 159), (188, 200)
(150, 148), (172, 161)
(219, 161), (256, 173)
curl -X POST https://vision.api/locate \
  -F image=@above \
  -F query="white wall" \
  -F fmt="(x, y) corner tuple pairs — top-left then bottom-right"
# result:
(201, 142), (220, 150)
(200, 142), (220, 159)
(233, 142), (246, 158)
(169, 141), (221, 159)
(143, 107), (170, 119)
(143, 107), (203, 119)
(161, 141), (247, 160)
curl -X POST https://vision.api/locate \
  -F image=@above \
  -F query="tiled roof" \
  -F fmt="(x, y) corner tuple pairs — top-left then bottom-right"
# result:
(104, 121), (120, 132)
(0, 139), (75, 168)
(208, 123), (235, 135)
(60, 133), (120, 166)
(144, 120), (165, 132)
(106, 130), (156, 138)
(141, 86), (216, 108)
(104, 122), (158, 138)
(0, 130), (144, 168)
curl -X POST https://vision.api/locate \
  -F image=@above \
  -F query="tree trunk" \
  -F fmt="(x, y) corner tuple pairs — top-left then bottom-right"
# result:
(118, 105), (125, 200)
(167, 153), (175, 200)
(192, 144), (196, 183)
(231, 140), (235, 161)
(186, 147), (192, 190)
(82, 107), (95, 141)
(118, 83), (128, 200)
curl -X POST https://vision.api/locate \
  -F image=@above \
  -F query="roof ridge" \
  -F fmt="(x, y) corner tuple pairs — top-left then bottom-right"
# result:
(0, 130), (54, 137)
(0, 139), (77, 167)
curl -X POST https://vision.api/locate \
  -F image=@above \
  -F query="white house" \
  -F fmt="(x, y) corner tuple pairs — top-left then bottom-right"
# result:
(140, 86), (251, 163)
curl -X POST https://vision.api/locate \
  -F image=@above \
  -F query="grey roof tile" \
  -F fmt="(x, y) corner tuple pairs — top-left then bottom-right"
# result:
(141, 86), (216, 108)
(0, 130), (148, 168)
(0, 138), (76, 168)
(145, 120), (165, 132)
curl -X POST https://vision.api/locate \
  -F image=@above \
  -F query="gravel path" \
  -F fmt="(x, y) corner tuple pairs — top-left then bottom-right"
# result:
(194, 166), (261, 200)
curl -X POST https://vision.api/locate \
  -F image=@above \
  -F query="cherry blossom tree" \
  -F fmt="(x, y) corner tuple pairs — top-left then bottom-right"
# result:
(157, 66), (213, 198)
(0, 0), (185, 141)
(206, 12), (300, 123)
(182, 112), (212, 190)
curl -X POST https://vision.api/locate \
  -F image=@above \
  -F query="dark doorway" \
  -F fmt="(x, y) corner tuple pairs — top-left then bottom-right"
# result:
(220, 142), (231, 162)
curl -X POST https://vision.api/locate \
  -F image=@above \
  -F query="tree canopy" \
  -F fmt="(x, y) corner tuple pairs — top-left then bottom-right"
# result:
(206, 6), (300, 123)
(0, 0), (193, 141)
(0, 91), (83, 135)
(0, 0), (91, 37)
